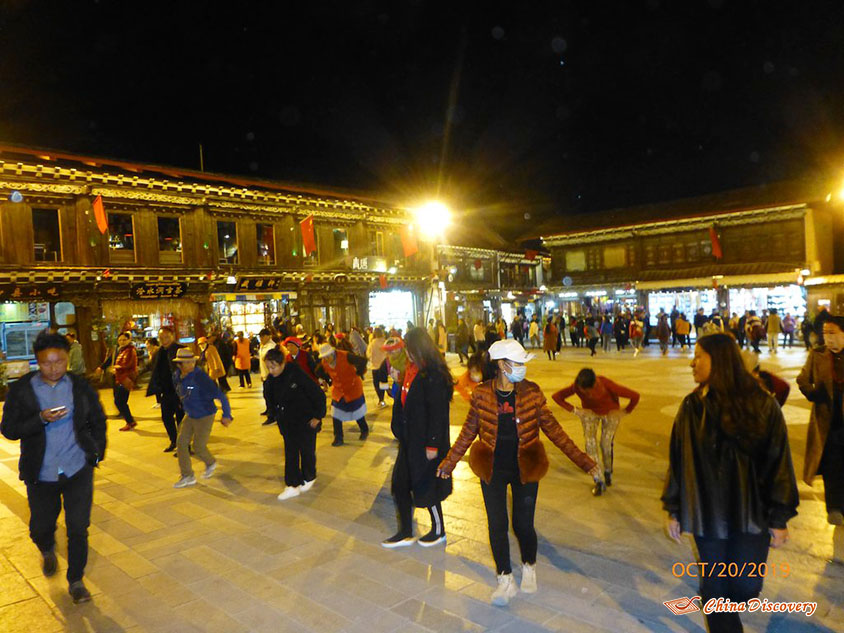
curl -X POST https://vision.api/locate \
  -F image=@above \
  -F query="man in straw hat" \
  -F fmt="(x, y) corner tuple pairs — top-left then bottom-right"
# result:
(172, 347), (233, 488)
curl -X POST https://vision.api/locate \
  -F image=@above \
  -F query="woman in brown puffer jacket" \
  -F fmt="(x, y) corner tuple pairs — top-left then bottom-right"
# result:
(437, 339), (598, 607)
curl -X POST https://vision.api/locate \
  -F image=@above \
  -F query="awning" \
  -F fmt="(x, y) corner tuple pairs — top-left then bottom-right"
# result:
(637, 272), (799, 291)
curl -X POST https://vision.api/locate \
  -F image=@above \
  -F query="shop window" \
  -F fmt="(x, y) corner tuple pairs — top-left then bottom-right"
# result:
(256, 223), (275, 265)
(469, 262), (486, 281)
(368, 230), (384, 257)
(643, 243), (656, 267)
(586, 247), (602, 270)
(390, 233), (403, 265)
(217, 220), (238, 264)
(108, 213), (135, 263)
(686, 241), (699, 261)
(565, 250), (586, 272)
(333, 228), (349, 258)
(32, 208), (61, 262)
(157, 216), (182, 264)
(603, 245), (627, 269)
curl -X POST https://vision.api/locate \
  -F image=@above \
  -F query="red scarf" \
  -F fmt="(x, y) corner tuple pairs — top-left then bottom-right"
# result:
(401, 362), (419, 406)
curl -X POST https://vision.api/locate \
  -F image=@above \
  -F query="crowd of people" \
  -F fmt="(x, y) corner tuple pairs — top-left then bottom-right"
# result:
(1, 305), (840, 631)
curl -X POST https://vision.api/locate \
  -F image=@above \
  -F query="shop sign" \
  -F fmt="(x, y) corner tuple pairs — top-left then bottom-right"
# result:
(0, 284), (62, 301)
(585, 289), (608, 297)
(131, 282), (187, 299)
(235, 278), (281, 291)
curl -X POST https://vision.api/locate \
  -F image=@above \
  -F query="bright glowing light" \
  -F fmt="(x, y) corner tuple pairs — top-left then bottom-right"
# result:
(414, 201), (451, 238)
(10, 190), (23, 203)
(800, 268), (811, 276)
(226, 275), (237, 284)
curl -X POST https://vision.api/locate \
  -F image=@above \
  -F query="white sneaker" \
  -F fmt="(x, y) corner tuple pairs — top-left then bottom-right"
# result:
(300, 479), (315, 493)
(490, 573), (518, 606)
(201, 461), (217, 479)
(520, 563), (537, 593)
(277, 486), (301, 501)
(173, 474), (196, 488)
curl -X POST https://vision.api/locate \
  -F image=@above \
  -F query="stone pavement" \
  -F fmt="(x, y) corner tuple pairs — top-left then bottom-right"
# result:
(0, 344), (842, 633)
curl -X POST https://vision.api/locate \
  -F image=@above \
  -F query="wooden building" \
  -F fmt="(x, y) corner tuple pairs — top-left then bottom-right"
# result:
(0, 146), (434, 371)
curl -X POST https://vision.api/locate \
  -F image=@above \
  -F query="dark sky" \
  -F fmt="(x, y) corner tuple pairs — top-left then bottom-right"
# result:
(2, 1), (844, 243)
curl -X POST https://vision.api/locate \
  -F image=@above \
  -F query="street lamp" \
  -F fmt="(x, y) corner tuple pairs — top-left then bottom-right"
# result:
(414, 201), (451, 239)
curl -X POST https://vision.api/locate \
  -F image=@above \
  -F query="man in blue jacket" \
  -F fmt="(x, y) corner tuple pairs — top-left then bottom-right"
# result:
(171, 347), (233, 488)
(0, 332), (107, 604)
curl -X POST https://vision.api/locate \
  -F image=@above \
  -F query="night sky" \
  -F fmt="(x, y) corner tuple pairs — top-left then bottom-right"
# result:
(2, 1), (844, 244)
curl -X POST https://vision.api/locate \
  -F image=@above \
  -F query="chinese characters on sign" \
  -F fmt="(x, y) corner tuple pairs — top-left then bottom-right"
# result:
(0, 284), (62, 301)
(235, 278), (281, 291)
(131, 282), (187, 299)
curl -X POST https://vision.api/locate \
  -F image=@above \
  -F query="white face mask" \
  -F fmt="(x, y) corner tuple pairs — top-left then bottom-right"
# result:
(827, 332), (844, 353)
(504, 364), (527, 383)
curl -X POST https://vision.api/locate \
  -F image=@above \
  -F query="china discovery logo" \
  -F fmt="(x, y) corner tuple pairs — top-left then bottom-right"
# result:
(663, 596), (701, 616)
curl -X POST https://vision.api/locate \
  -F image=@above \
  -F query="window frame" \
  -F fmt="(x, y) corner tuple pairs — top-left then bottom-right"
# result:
(32, 207), (63, 262)
(216, 219), (239, 265)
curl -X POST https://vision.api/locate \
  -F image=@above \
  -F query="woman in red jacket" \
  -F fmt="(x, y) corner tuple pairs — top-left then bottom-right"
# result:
(95, 332), (139, 432)
(552, 368), (639, 496)
(438, 339), (598, 607)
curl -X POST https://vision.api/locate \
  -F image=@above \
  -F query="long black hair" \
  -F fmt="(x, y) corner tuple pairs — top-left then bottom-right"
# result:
(404, 326), (454, 400)
(696, 333), (767, 448)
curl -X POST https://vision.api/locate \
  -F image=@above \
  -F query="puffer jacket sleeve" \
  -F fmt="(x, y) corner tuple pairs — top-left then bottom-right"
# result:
(759, 398), (799, 529)
(438, 389), (481, 475)
(302, 367), (328, 419)
(537, 391), (596, 473)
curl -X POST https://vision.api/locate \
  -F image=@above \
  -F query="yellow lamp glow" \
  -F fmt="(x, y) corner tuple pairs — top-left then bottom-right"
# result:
(414, 201), (451, 238)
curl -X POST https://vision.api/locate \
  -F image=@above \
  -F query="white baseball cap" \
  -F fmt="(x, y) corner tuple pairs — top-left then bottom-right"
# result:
(318, 343), (336, 359)
(488, 339), (535, 363)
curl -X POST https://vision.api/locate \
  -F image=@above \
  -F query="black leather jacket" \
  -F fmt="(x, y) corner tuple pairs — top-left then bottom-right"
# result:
(661, 389), (798, 538)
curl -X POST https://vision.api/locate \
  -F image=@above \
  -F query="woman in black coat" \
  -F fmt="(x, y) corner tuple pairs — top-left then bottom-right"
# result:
(382, 327), (454, 548)
(662, 333), (798, 633)
(264, 348), (327, 501)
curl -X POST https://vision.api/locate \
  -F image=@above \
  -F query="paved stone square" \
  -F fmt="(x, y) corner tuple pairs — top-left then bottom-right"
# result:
(0, 344), (842, 632)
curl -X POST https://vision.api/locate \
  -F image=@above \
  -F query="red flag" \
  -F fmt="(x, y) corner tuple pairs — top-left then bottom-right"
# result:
(379, 274), (388, 289)
(709, 226), (722, 259)
(400, 225), (418, 257)
(92, 195), (108, 235)
(300, 215), (316, 256)
(525, 249), (538, 261)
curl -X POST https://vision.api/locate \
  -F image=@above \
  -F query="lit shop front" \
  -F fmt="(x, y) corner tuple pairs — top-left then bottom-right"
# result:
(368, 289), (418, 331)
(727, 285), (806, 317)
(647, 289), (719, 320)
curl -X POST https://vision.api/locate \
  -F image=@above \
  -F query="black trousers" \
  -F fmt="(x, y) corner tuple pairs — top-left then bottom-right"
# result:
(281, 422), (318, 487)
(391, 443), (444, 536)
(821, 435), (844, 512)
(480, 469), (538, 575)
(694, 533), (770, 633)
(27, 465), (93, 583)
(237, 368), (252, 387)
(113, 384), (135, 425)
(217, 376), (231, 393)
(372, 368), (386, 402)
(160, 392), (184, 446)
(333, 416), (368, 441)
(587, 337), (599, 355)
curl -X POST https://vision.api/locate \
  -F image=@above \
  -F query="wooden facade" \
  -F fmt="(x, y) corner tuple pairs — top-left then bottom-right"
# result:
(0, 148), (435, 369)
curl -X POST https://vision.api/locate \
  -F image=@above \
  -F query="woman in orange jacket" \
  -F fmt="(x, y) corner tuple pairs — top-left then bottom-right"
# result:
(319, 343), (368, 446)
(233, 331), (252, 388)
